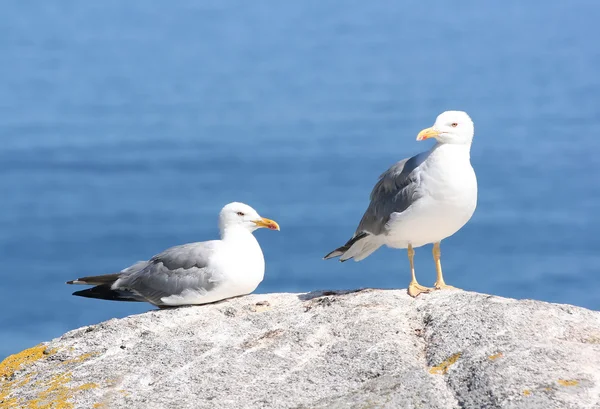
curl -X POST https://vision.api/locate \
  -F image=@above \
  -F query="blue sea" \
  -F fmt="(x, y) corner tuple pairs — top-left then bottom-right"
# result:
(1, 1), (599, 359)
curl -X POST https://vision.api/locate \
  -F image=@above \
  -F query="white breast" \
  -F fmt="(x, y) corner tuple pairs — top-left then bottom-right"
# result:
(385, 144), (478, 249)
(219, 235), (266, 294)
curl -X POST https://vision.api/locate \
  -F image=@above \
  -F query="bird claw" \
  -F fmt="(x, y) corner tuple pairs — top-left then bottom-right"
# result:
(407, 282), (433, 298)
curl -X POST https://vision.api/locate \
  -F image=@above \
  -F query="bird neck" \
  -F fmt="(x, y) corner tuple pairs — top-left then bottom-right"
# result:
(220, 225), (255, 243)
(431, 141), (472, 161)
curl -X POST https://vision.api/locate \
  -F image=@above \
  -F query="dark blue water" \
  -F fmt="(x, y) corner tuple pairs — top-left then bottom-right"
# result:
(1, 1), (599, 359)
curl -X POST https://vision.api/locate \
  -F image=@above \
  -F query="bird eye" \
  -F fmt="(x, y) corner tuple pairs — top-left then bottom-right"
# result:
(236, 212), (245, 216)
(451, 123), (458, 127)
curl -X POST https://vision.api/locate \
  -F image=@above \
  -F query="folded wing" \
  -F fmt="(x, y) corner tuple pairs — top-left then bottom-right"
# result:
(324, 151), (429, 261)
(68, 241), (224, 306)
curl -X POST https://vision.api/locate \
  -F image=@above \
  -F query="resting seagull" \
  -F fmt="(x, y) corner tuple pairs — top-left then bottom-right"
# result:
(67, 202), (280, 307)
(324, 111), (477, 297)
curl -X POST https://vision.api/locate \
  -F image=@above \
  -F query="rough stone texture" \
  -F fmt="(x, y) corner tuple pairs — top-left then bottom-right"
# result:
(2, 289), (600, 409)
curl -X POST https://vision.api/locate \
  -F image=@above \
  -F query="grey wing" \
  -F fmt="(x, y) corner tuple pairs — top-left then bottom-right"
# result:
(355, 151), (430, 235)
(114, 241), (223, 306)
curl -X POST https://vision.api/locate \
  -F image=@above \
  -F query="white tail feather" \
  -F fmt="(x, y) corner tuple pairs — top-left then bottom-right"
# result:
(340, 235), (382, 262)
(352, 240), (383, 261)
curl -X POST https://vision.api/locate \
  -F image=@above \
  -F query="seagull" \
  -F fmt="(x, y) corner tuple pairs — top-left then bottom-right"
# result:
(324, 111), (477, 297)
(67, 202), (280, 307)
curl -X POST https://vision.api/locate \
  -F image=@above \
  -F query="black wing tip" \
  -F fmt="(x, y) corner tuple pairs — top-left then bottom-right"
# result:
(71, 286), (113, 300)
(71, 285), (142, 303)
(72, 289), (89, 297)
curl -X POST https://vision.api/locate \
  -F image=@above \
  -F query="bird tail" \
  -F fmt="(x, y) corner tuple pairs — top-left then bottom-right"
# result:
(323, 232), (382, 262)
(67, 273), (143, 302)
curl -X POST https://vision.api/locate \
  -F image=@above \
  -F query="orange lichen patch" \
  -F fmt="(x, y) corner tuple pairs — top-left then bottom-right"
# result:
(78, 383), (99, 391)
(558, 379), (579, 387)
(15, 372), (36, 388)
(93, 403), (107, 408)
(523, 389), (531, 396)
(0, 382), (19, 409)
(26, 372), (73, 409)
(488, 352), (503, 361)
(1, 346), (54, 409)
(0, 345), (54, 379)
(23, 373), (99, 409)
(0, 347), (101, 409)
(61, 352), (100, 366)
(429, 353), (462, 375)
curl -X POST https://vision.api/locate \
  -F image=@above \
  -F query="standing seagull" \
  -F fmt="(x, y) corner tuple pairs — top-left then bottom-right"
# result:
(324, 111), (477, 297)
(67, 202), (280, 307)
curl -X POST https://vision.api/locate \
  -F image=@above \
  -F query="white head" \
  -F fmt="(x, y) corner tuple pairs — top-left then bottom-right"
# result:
(416, 111), (474, 145)
(218, 202), (280, 235)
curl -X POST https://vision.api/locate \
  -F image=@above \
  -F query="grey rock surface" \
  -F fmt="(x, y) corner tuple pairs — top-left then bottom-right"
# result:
(2, 289), (600, 409)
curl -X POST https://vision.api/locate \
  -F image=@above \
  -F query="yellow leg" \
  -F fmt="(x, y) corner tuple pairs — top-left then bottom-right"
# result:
(433, 242), (460, 291)
(407, 244), (432, 297)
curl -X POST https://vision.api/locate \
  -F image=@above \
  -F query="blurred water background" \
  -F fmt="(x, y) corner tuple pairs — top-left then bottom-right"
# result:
(1, 1), (599, 359)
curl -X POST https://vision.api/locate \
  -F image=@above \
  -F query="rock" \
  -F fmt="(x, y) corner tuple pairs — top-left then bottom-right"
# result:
(2, 290), (600, 409)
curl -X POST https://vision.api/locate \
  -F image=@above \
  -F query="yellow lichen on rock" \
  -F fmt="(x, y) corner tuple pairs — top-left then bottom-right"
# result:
(488, 352), (503, 361)
(0, 382), (19, 409)
(429, 353), (462, 375)
(0, 345), (54, 380)
(22, 373), (99, 409)
(557, 379), (579, 387)
(1, 345), (55, 409)
(26, 372), (74, 409)
(0, 348), (100, 409)
(79, 383), (99, 391)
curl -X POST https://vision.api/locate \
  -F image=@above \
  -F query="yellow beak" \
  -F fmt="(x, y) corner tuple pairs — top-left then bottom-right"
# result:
(416, 127), (440, 141)
(253, 217), (280, 231)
